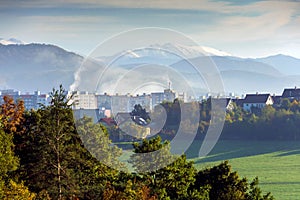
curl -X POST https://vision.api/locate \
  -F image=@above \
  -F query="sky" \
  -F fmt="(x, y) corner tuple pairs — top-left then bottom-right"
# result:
(1, 0), (300, 58)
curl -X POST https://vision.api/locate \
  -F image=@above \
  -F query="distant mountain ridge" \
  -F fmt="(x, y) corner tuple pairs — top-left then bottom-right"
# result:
(0, 43), (83, 92)
(149, 43), (232, 57)
(97, 43), (233, 66)
(256, 54), (300, 75)
(0, 41), (300, 95)
(0, 38), (26, 45)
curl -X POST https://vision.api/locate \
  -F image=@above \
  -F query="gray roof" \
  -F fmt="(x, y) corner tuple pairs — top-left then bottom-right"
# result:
(272, 95), (282, 104)
(211, 98), (232, 107)
(73, 109), (101, 123)
(282, 88), (300, 98)
(243, 94), (272, 104)
(115, 112), (131, 125)
(232, 98), (244, 106)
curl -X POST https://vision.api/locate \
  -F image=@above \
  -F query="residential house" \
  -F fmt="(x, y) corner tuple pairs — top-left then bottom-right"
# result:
(242, 93), (273, 112)
(114, 112), (150, 141)
(99, 118), (117, 126)
(231, 98), (244, 107)
(282, 87), (300, 101)
(271, 95), (282, 107)
(115, 112), (132, 126)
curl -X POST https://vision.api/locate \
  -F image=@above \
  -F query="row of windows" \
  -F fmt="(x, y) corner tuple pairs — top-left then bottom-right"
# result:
(245, 103), (264, 108)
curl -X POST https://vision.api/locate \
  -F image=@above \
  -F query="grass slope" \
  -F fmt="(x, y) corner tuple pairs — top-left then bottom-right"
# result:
(191, 140), (300, 200)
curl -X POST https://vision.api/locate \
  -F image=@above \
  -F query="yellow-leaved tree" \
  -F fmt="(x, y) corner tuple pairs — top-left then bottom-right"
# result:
(0, 96), (35, 199)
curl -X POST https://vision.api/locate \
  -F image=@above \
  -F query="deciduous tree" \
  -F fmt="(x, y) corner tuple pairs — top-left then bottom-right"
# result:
(130, 136), (204, 199)
(0, 95), (25, 134)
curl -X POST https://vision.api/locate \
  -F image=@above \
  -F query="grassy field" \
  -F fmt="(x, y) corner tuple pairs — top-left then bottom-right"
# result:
(115, 139), (300, 199)
(190, 140), (300, 200)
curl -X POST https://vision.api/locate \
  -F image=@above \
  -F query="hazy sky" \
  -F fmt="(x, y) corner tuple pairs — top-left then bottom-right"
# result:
(1, 0), (300, 58)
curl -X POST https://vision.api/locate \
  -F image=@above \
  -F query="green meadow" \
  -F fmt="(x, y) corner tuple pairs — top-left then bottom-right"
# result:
(190, 140), (300, 200)
(115, 139), (300, 199)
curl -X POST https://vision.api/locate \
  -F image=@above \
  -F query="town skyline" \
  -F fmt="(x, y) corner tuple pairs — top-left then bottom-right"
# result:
(2, 86), (299, 113)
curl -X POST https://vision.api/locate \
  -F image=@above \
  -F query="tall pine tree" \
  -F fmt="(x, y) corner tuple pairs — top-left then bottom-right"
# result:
(16, 86), (123, 199)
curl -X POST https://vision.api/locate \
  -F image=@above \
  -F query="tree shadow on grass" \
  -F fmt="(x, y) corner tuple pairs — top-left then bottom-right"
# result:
(274, 149), (300, 157)
(186, 140), (300, 164)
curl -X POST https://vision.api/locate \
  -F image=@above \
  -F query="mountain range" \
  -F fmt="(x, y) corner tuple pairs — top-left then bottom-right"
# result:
(0, 42), (83, 92)
(1, 39), (300, 95)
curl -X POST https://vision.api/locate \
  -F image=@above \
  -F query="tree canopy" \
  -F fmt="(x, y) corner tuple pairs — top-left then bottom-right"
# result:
(0, 86), (275, 199)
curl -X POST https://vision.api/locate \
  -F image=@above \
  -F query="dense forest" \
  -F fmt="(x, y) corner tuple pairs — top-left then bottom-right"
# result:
(0, 86), (274, 199)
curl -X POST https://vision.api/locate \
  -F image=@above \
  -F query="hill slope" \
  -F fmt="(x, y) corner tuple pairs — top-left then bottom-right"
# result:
(0, 43), (83, 92)
(1, 42), (299, 95)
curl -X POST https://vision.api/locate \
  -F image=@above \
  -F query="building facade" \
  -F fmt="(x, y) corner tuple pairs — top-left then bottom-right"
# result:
(71, 91), (97, 109)
(0, 89), (49, 110)
(242, 94), (273, 112)
(151, 89), (176, 109)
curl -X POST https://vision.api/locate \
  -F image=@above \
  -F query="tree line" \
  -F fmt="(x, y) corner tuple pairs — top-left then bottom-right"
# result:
(0, 86), (274, 199)
(223, 98), (300, 140)
(151, 98), (300, 141)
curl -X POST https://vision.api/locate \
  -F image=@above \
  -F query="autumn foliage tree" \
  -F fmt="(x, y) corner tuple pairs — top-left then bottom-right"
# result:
(0, 96), (35, 199)
(0, 95), (25, 134)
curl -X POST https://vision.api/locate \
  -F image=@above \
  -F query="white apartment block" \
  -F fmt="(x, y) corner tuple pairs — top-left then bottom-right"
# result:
(96, 93), (112, 110)
(0, 88), (177, 112)
(111, 94), (130, 113)
(71, 91), (97, 109)
(96, 93), (152, 113)
(151, 89), (176, 109)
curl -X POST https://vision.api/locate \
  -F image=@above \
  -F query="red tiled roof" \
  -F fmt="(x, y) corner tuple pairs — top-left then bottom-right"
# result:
(99, 118), (117, 126)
